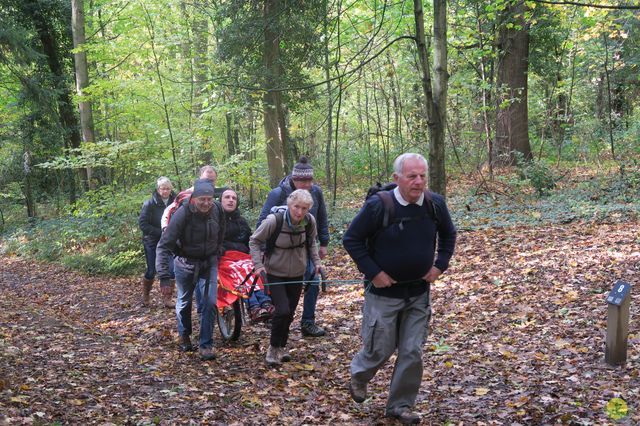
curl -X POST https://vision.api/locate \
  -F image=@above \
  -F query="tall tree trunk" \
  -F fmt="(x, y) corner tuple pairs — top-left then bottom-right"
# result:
(71, 0), (96, 189)
(26, 0), (84, 202)
(233, 113), (240, 155)
(431, 0), (447, 195)
(263, 0), (285, 187)
(475, 2), (494, 177)
(364, 82), (373, 184)
(23, 121), (36, 218)
(278, 101), (294, 172)
(333, 76), (342, 207)
(323, 0), (333, 192)
(387, 51), (404, 152)
(413, 0), (448, 196)
(494, 0), (531, 166)
(602, 33), (616, 160)
(226, 111), (235, 157)
(192, 0), (208, 100)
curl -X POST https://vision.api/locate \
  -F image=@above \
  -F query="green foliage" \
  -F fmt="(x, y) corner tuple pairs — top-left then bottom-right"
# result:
(3, 213), (144, 276)
(2, 183), (146, 276)
(221, 154), (271, 196)
(0, 0), (638, 280)
(432, 338), (451, 354)
(605, 397), (628, 420)
(515, 154), (558, 197)
(585, 161), (640, 204)
(453, 167), (639, 231)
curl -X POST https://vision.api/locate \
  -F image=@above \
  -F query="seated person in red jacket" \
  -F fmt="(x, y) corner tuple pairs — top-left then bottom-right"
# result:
(220, 189), (273, 322)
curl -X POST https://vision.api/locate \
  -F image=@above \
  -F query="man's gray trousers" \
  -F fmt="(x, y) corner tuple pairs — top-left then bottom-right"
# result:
(350, 290), (431, 412)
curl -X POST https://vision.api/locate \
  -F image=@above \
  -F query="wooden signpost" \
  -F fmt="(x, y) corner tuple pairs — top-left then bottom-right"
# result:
(605, 280), (631, 366)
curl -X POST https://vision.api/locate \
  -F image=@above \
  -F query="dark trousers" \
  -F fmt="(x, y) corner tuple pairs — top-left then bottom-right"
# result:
(143, 238), (174, 280)
(267, 274), (303, 348)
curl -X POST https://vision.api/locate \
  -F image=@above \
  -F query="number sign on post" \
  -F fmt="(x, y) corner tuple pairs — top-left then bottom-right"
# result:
(605, 280), (631, 367)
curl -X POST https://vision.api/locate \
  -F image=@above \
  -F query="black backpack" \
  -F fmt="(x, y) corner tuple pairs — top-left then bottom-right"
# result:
(264, 210), (314, 257)
(173, 197), (225, 257)
(365, 182), (439, 242)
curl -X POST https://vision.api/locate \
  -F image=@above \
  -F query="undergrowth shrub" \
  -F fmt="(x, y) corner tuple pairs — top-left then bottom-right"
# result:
(2, 182), (147, 276)
(515, 154), (558, 196)
(2, 168), (637, 276)
(2, 213), (144, 276)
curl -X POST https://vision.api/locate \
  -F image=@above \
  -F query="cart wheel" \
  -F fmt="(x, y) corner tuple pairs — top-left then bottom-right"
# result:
(217, 299), (242, 342)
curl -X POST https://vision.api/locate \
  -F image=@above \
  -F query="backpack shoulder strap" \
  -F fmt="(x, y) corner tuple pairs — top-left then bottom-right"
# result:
(265, 211), (285, 256)
(214, 201), (225, 246)
(304, 213), (314, 249)
(375, 191), (395, 228)
(423, 190), (439, 226)
(271, 186), (288, 207)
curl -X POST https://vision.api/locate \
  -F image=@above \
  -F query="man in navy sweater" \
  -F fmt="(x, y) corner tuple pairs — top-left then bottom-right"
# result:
(343, 153), (457, 424)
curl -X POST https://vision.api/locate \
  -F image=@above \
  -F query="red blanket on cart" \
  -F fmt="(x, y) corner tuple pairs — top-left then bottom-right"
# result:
(217, 250), (264, 309)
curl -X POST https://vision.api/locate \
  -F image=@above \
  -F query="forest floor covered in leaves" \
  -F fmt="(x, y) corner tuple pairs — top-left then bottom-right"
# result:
(1, 218), (639, 425)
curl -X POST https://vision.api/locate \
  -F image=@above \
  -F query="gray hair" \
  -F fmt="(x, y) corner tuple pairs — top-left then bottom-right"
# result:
(393, 153), (428, 176)
(199, 165), (217, 177)
(156, 176), (173, 189)
(287, 189), (314, 208)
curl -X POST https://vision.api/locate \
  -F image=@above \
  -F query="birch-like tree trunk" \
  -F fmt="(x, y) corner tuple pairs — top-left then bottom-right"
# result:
(71, 0), (95, 189)
(323, 0), (333, 192)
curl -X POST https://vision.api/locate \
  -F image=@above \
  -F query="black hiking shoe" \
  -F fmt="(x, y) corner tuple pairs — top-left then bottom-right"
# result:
(301, 322), (326, 337)
(178, 335), (195, 352)
(349, 379), (367, 403)
(386, 408), (421, 425)
(199, 347), (216, 361)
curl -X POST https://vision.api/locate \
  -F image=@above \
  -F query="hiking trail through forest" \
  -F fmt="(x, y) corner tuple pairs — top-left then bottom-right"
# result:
(1, 221), (639, 425)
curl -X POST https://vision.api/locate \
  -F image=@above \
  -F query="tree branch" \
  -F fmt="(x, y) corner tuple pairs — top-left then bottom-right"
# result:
(530, 0), (640, 10)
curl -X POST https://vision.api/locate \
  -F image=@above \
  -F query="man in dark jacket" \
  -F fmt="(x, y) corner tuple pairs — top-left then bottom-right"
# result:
(138, 177), (176, 307)
(256, 156), (329, 337)
(343, 153), (457, 424)
(156, 179), (225, 361)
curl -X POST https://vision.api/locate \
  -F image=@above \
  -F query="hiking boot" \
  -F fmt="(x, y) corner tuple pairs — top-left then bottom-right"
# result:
(199, 346), (216, 361)
(265, 346), (281, 366)
(261, 301), (275, 315)
(256, 307), (272, 322)
(349, 378), (367, 403)
(386, 408), (421, 425)
(249, 306), (261, 322)
(141, 277), (153, 306)
(160, 284), (174, 309)
(178, 335), (195, 352)
(279, 347), (292, 362)
(301, 322), (326, 337)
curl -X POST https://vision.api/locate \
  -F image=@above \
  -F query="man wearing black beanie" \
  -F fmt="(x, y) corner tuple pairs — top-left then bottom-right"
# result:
(156, 179), (225, 361)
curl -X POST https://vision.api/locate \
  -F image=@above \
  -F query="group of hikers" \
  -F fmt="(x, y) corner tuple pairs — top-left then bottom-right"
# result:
(137, 153), (457, 424)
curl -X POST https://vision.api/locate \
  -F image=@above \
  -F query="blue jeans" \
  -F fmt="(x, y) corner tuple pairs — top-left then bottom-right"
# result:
(301, 259), (319, 325)
(247, 289), (272, 309)
(174, 256), (218, 349)
(143, 238), (174, 280)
